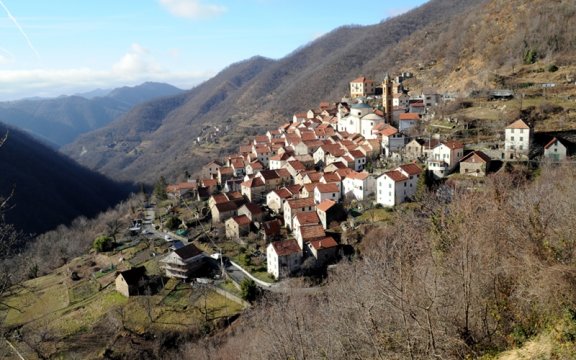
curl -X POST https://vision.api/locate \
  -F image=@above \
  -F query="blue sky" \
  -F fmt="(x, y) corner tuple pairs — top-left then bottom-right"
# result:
(0, 0), (427, 100)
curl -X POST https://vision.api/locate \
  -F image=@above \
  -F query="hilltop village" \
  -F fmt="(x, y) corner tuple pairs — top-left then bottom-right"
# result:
(159, 73), (571, 283)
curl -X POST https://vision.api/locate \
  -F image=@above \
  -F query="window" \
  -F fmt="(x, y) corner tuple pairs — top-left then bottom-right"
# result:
(389, 184), (392, 188)
(404, 182), (407, 187)
(511, 136), (514, 141)
(520, 137), (523, 142)
(519, 145), (523, 150)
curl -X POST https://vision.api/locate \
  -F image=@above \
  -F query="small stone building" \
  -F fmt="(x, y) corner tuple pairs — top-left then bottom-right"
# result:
(115, 266), (148, 297)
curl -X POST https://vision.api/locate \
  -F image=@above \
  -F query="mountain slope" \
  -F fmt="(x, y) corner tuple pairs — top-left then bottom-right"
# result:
(64, 0), (576, 184)
(0, 82), (183, 147)
(0, 123), (133, 235)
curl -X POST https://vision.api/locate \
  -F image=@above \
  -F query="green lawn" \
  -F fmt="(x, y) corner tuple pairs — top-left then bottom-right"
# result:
(357, 208), (393, 223)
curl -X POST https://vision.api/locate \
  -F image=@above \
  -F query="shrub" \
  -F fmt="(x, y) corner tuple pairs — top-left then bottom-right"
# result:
(240, 278), (258, 302)
(164, 216), (181, 231)
(547, 64), (559, 72)
(93, 235), (114, 252)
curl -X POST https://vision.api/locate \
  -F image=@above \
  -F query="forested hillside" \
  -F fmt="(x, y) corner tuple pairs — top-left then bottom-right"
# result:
(0, 123), (133, 235)
(63, 0), (486, 183)
(177, 165), (576, 359)
(0, 82), (183, 147)
(64, 0), (576, 185)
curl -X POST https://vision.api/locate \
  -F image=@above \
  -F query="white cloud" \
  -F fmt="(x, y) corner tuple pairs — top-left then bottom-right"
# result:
(112, 43), (160, 74)
(158, 0), (227, 19)
(0, 44), (213, 100)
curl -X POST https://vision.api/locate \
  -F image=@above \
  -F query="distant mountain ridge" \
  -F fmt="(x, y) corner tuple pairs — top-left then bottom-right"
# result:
(64, 0), (576, 183)
(0, 122), (133, 235)
(0, 82), (184, 147)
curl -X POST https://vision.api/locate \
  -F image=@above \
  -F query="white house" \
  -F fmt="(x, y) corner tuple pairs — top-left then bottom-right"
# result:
(283, 197), (316, 229)
(269, 152), (291, 170)
(267, 239), (302, 279)
(160, 244), (206, 279)
(342, 171), (375, 201)
(426, 140), (464, 178)
(337, 102), (385, 139)
(313, 183), (341, 204)
(398, 113), (420, 132)
(504, 119), (531, 160)
(543, 137), (567, 161)
(378, 125), (405, 156)
(376, 163), (422, 207)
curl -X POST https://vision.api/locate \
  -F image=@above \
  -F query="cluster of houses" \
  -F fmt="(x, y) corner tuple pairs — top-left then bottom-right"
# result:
(158, 74), (570, 281)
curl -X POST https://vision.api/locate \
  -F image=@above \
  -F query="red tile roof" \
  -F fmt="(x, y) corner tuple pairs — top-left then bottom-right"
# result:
(315, 183), (340, 193)
(544, 137), (562, 150)
(263, 219), (282, 236)
(322, 173), (341, 183)
(286, 197), (315, 209)
(294, 212), (320, 226)
(351, 76), (373, 83)
(316, 199), (336, 212)
(309, 236), (338, 250)
(460, 150), (492, 163)
(398, 163), (422, 176)
(442, 140), (464, 150)
(345, 171), (370, 181)
(232, 215), (251, 226)
(214, 201), (238, 213)
(299, 224), (326, 240)
(210, 193), (229, 204)
(384, 170), (408, 183)
(241, 177), (265, 188)
(271, 239), (301, 256)
(241, 202), (264, 215)
(399, 113), (420, 121)
(506, 119), (530, 129)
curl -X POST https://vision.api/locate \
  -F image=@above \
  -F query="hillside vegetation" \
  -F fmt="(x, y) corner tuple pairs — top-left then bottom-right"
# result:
(175, 164), (576, 359)
(0, 123), (132, 235)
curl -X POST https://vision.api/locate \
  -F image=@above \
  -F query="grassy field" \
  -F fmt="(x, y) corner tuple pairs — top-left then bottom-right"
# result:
(0, 253), (246, 358)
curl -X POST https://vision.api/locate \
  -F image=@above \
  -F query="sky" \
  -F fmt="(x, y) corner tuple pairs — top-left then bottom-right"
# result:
(0, 0), (427, 101)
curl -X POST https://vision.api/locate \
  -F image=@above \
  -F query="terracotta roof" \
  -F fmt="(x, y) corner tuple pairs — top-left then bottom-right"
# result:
(384, 170), (408, 182)
(335, 168), (353, 177)
(262, 219), (282, 236)
(294, 212), (320, 226)
(285, 185), (303, 195)
(166, 182), (197, 192)
(351, 76), (373, 83)
(239, 145), (253, 153)
(399, 113), (420, 121)
(315, 183), (340, 193)
(210, 193), (229, 204)
(275, 168), (291, 178)
(214, 201), (238, 213)
(248, 160), (264, 170)
(398, 163), (422, 176)
(305, 172), (323, 182)
(460, 150), (492, 163)
(299, 224), (326, 240)
(254, 135), (270, 144)
(270, 153), (290, 161)
(272, 188), (292, 199)
(219, 166), (233, 175)
(286, 197), (315, 209)
(347, 150), (365, 159)
(309, 236), (338, 250)
(316, 199), (336, 212)
(241, 177), (265, 188)
(442, 140), (464, 150)
(544, 137), (562, 150)
(379, 125), (398, 137)
(322, 173), (341, 183)
(345, 171), (370, 181)
(227, 191), (244, 201)
(241, 202), (264, 215)
(231, 159), (245, 169)
(270, 239), (301, 257)
(175, 244), (203, 260)
(202, 179), (218, 187)
(230, 215), (251, 226)
(257, 169), (280, 181)
(287, 160), (306, 172)
(506, 119), (530, 129)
